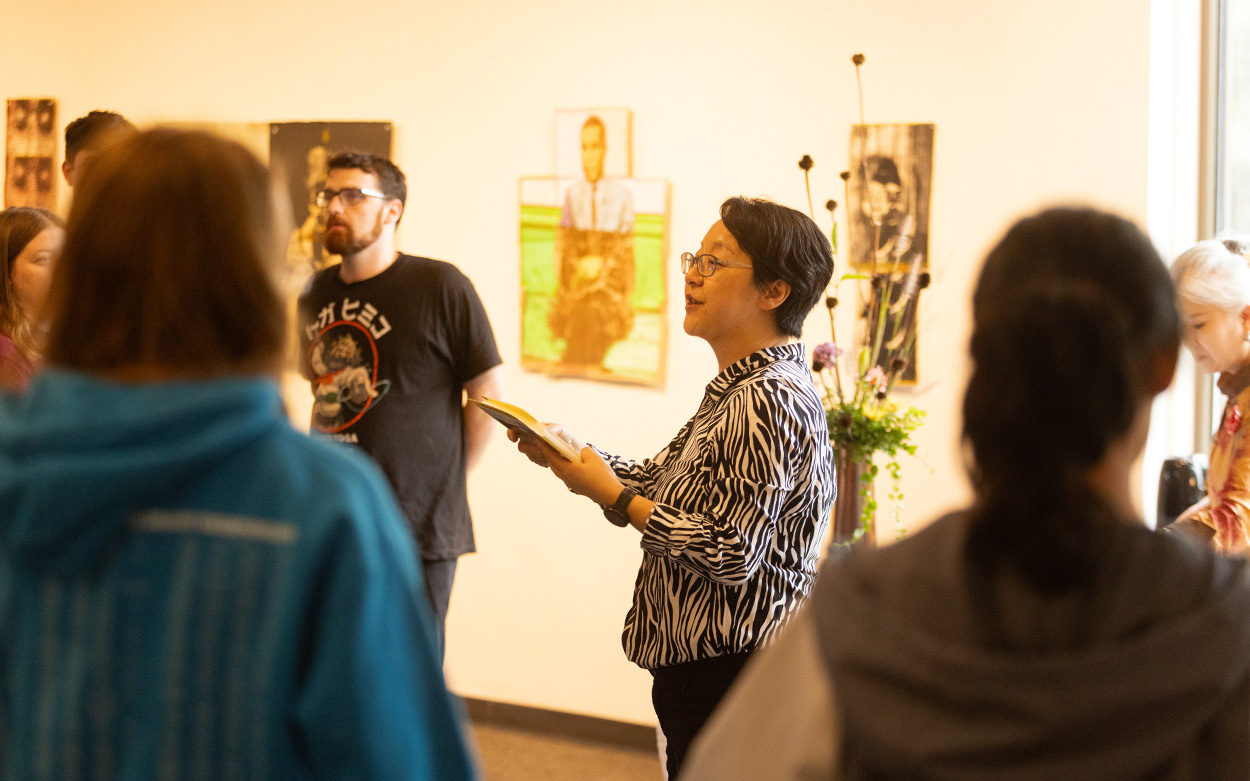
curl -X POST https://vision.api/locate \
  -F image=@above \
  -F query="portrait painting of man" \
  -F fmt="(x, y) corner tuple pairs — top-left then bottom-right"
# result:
(5, 99), (57, 209)
(520, 108), (668, 386)
(548, 114), (637, 368)
(847, 123), (934, 273)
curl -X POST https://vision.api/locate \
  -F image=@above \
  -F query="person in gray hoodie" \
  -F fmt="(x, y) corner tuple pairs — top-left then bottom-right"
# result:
(684, 207), (1250, 780)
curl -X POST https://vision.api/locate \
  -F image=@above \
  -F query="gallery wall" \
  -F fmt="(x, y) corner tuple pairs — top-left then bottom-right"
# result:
(3, 0), (1192, 724)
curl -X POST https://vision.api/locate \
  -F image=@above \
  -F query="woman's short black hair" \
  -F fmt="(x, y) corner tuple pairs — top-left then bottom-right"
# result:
(720, 196), (833, 338)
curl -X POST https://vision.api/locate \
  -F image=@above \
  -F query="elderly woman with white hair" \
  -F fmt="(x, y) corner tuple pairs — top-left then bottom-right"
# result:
(1172, 238), (1250, 553)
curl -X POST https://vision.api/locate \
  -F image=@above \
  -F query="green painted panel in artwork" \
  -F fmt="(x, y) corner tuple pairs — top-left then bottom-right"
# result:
(601, 312), (664, 377)
(635, 212), (666, 241)
(633, 222), (666, 310)
(520, 204), (668, 383)
(521, 238), (556, 294)
(521, 207), (667, 312)
(521, 204), (560, 294)
(521, 204), (561, 231)
(521, 293), (562, 363)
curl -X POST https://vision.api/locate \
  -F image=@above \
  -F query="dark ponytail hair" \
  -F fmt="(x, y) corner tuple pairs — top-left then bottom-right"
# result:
(965, 208), (1179, 594)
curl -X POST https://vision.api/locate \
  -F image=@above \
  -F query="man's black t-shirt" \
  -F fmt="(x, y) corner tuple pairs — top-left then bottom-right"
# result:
(297, 254), (502, 559)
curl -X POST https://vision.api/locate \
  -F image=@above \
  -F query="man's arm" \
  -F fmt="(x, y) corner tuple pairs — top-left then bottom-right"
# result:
(462, 364), (506, 473)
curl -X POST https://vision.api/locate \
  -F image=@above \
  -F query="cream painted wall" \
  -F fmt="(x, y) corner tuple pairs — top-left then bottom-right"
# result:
(3, 0), (1164, 724)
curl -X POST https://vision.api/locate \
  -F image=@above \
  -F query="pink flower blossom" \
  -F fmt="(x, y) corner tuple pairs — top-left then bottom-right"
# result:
(812, 342), (843, 371)
(864, 366), (888, 392)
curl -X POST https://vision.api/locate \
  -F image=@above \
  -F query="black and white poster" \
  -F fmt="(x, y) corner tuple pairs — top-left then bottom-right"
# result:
(847, 123), (934, 273)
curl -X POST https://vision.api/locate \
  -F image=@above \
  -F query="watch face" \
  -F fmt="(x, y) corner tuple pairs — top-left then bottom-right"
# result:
(604, 507), (630, 527)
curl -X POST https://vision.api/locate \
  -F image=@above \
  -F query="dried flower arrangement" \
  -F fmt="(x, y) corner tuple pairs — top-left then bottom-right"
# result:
(802, 53), (928, 545)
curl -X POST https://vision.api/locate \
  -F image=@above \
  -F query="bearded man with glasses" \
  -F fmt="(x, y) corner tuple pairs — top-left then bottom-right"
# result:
(297, 152), (504, 656)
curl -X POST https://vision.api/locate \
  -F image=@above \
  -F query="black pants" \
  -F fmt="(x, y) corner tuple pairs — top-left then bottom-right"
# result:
(651, 651), (753, 780)
(422, 558), (457, 661)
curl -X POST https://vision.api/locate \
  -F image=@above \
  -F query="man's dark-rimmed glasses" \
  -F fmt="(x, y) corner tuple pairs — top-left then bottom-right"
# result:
(315, 187), (389, 208)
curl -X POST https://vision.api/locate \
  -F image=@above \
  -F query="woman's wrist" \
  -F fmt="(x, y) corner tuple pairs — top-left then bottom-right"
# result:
(595, 479), (625, 507)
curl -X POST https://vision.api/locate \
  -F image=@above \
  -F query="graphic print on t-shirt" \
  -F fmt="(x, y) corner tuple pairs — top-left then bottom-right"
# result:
(307, 319), (391, 433)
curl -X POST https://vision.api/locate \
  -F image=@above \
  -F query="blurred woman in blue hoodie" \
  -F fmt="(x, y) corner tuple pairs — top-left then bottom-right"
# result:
(0, 129), (477, 780)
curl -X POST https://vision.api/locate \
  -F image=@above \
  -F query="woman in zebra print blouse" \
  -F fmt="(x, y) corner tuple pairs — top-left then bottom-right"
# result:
(510, 196), (836, 779)
(686, 208), (1250, 779)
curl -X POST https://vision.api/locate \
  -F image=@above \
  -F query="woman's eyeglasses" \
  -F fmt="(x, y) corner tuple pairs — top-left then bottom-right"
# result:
(680, 252), (753, 277)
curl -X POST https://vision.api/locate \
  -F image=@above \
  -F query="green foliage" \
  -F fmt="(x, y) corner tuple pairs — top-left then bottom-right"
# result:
(825, 402), (924, 463)
(825, 400), (925, 542)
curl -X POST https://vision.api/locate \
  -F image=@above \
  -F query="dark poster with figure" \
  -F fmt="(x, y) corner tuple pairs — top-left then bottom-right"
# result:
(269, 122), (392, 280)
(849, 123), (934, 386)
(847, 123), (934, 273)
(5, 99), (57, 209)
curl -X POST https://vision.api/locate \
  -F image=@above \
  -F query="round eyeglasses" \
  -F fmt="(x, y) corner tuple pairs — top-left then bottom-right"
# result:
(680, 252), (754, 277)
(315, 187), (389, 208)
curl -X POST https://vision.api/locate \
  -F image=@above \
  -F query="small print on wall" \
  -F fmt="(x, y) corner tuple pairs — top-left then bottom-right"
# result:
(5, 99), (57, 209)
(269, 122), (392, 281)
(520, 108), (669, 387)
(847, 123), (934, 273)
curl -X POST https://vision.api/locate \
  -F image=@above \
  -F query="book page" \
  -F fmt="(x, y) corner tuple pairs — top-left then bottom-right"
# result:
(468, 398), (580, 461)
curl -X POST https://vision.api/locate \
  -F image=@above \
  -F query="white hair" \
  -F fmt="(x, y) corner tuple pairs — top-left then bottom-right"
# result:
(1171, 238), (1250, 311)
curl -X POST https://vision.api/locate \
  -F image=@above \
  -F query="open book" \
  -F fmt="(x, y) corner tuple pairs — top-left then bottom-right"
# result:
(468, 397), (581, 461)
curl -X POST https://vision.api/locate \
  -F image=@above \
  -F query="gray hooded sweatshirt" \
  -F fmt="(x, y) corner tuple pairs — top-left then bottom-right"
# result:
(685, 512), (1250, 780)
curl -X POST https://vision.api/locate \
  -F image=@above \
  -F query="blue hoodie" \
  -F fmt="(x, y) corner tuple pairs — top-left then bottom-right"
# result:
(0, 369), (477, 780)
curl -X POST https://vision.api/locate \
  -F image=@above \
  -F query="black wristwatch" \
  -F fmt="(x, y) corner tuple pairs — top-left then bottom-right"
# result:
(603, 486), (639, 528)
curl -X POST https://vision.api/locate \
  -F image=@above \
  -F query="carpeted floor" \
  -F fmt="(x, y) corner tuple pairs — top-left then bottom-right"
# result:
(471, 723), (663, 781)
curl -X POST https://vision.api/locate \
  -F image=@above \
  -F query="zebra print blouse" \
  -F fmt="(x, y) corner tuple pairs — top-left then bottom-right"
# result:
(599, 344), (836, 670)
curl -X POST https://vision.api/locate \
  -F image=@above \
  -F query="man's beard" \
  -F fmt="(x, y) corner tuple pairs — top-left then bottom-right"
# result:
(325, 213), (385, 257)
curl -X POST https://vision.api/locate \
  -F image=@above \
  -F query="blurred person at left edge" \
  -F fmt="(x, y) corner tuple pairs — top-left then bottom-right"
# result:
(0, 128), (477, 780)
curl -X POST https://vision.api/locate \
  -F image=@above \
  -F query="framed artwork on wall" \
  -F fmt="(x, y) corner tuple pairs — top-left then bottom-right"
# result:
(5, 99), (56, 210)
(847, 123), (934, 273)
(520, 108), (669, 387)
(847, 123), (934, 386)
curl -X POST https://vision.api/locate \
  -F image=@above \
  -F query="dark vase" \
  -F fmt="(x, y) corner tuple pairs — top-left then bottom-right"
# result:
(831, 447), (875, 548)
